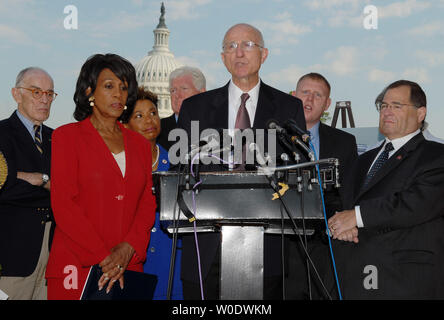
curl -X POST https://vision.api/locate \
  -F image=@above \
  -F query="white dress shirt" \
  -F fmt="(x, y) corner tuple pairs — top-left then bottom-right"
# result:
(227, 79), (261, 169)
(228, 79), (261, 130)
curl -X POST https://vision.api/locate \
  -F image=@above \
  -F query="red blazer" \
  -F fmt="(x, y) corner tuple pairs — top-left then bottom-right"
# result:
(46, 118), (155, 284)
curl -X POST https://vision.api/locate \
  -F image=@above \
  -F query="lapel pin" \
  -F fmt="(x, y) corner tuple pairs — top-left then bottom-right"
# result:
(396, 155), (402, 160)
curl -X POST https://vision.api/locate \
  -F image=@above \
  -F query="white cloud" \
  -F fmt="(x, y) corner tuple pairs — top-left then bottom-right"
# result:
(256, 13), (311, 46)
(416, 50), (444, 66)
(379, 0), (431, 19)
(407, 21), (444, 37)
(0, 0), (34, 14)
(327, 9), (363, 28)
(264, 63), (327, 91)
(324, 46), (359, 76)
(0, 24), (30, 45)
(401, 67), (430, 83)
(368, 69), (396, 83)
(306, 0), (432, 28)
(303, 0), (371, 28)
(304, 0), (365, 10)
(266, 64), (308, 89)
(166, 0), (212, 21)
(260, 20), (311, 45)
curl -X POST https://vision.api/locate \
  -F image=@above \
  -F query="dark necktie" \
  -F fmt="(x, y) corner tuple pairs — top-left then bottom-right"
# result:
(362, 142), (394, 189)
(235, 93), (251, 129)
(34, 125), (43, 154)
(234, 93), (250, 169)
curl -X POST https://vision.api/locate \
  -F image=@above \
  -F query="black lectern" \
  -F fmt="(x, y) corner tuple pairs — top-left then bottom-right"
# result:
(156, 166), (333, 299)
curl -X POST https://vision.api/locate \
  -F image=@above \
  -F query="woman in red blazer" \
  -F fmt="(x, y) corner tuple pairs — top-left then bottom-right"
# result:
(46, 54), (156, 299)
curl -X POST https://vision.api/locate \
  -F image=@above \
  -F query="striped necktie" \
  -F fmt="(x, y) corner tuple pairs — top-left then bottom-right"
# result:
(362, 142), (394, 189)
(33, 125), (43, 154)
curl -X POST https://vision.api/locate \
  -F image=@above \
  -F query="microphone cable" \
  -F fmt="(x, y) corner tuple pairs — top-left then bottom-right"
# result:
(263, 172), (333, 300)
(308, 141), (343, 300)
(166, 163), (187, 300)
(187, 152), (235, 300)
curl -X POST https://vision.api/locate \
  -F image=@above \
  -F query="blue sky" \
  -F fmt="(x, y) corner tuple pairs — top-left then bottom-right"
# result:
(1, 0), (443, 138)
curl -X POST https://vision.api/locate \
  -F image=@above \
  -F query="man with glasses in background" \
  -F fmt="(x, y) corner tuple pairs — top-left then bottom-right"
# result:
(178, 23), (305, 299)
(328, 80), (444, 299)
(0, 67), (56, 300)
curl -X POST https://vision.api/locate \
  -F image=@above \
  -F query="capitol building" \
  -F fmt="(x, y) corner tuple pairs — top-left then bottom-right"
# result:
(135, 3), (182, 118)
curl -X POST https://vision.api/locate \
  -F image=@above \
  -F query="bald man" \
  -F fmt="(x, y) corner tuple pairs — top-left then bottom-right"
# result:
(0, 67), (56, 299)
(178, 23), (305, 300)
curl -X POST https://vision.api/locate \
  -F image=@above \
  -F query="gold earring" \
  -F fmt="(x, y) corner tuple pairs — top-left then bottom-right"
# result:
(88, 96), (95, 107)
(124, 105), (128, 110)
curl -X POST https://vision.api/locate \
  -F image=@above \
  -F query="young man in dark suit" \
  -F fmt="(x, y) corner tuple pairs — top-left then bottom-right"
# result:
(285, 73), (358, 299)
(329, 80), (444, 299)
(177, 23), (306, 300)
(157, 66), (206, 151)
(0, 67), (55, 299)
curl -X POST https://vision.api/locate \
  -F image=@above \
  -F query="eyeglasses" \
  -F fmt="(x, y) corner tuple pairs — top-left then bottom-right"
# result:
(222, 40), (263, 53)
(17, 87), (58, 101)
(375, 101), (417, 112)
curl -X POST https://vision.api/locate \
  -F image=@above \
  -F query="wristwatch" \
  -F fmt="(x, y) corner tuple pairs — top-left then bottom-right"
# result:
(41, 174), (49, 187)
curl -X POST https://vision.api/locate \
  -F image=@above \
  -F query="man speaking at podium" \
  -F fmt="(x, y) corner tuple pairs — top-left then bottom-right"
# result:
(177, 23), (305, 299)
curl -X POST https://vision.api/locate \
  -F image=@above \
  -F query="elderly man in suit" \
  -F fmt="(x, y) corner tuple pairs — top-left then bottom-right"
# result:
(329, 80), (444, 299)
(178, 23), (306, 300)
(286, 73), (358, 299)
(157, 66), (206, 152)
(0, 67), (56, 299)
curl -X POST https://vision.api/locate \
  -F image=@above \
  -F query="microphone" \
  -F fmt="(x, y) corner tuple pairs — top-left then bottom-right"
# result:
(267, 119), (287, 135)
(291, 135), (315, 162)
(280, 153), (290, 183)
(199, 130), (233, 157)
(188, 131), (223, 159)
(284, 119), (310, 143)
(267, 119), (304, 162)
(249, 142), (279, 190)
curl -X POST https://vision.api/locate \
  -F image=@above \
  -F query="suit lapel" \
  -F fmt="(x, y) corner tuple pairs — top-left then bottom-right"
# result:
(318, 123), (329, 159)
(253, 82), (275, 129)
(354, 146), (381, 200)
(81, 118), (125, 178)
(9, 112), (42, 159)
(209, 83), (229, 129)
(356, 133), (424, 200)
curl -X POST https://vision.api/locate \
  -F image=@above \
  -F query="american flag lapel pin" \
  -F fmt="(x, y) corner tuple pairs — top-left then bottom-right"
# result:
(396, 155), (402, 160)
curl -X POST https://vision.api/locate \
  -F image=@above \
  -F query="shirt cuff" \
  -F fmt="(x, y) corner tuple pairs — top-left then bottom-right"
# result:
(355, 205), (364, 228)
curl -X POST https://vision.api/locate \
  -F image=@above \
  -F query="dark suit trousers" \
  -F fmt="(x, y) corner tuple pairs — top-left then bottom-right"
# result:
(285, 234), (339, 300)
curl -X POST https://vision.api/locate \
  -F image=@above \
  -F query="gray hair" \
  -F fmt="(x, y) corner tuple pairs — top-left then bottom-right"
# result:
(169, 66), (206, 91)
(222, 23), (265, 48)
(15, 67), (53, 87)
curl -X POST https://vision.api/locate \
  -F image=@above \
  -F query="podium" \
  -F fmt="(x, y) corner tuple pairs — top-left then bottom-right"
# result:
(157, 169), (328, 299)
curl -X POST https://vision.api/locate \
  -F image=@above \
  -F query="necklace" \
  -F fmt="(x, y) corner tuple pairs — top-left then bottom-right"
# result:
(152, 145), (160, 170)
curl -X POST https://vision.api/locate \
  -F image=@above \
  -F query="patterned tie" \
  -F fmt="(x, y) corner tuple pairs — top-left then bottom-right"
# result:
(362, 142), (394, 189)
(33, 125), (43, 154)
(234, 93), (250, 169)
